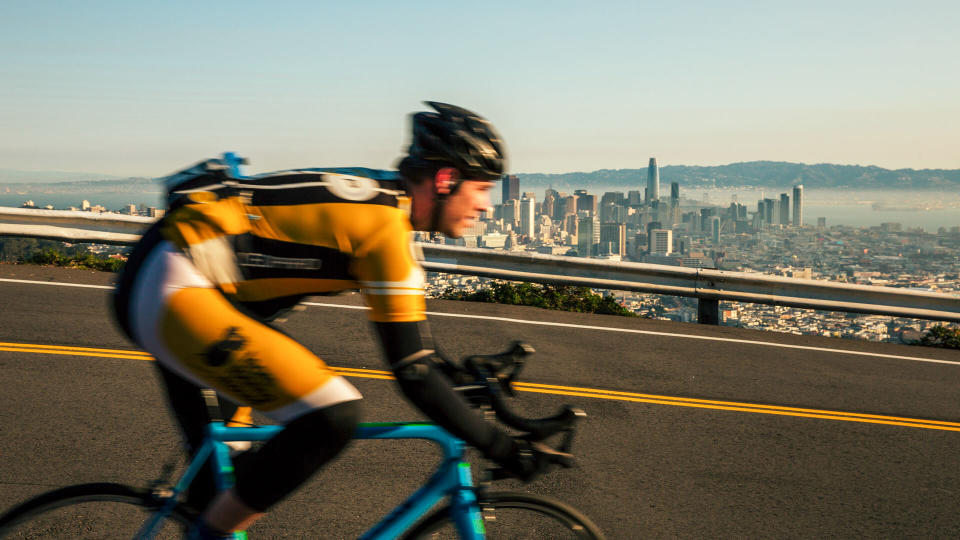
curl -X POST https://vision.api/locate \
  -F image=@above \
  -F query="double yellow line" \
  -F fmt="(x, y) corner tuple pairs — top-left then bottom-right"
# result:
(4, 341), (960, 433)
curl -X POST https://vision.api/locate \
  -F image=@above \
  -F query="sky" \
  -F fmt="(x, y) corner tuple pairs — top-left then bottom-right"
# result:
(1, 1), (958, 177)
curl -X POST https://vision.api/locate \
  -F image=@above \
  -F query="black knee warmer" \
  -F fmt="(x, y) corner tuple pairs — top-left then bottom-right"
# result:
(233, 399), (361, 512)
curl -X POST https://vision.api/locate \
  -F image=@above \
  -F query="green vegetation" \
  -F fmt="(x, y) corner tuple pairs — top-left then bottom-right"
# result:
(0, 237), (126, 272)
(916, 325), (960, 350)
(436, 281), (637, 317)
(24, 249), (126, 272)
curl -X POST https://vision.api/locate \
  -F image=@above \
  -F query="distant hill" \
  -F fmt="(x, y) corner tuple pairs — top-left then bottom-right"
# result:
(517, 161), (960, 191)
(0, 177), (158, 193)
(4, 161), (959, 194)
(0, 169), (127, 183)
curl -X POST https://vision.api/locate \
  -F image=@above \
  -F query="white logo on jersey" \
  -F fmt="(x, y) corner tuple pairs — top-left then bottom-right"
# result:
(324, 174), (379, 201)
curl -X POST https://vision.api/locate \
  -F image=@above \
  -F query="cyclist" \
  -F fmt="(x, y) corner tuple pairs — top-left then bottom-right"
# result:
(113, 102), (549, 538)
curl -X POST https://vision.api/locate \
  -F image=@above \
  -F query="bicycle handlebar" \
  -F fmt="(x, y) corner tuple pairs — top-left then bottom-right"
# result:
(456, 341), (585, 459)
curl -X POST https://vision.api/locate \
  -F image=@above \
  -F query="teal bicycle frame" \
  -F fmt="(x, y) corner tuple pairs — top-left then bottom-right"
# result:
(137, 421), (486, 539)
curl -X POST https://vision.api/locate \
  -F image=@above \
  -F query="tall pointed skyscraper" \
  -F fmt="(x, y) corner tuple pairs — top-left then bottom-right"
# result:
(646, 158), (660, 203)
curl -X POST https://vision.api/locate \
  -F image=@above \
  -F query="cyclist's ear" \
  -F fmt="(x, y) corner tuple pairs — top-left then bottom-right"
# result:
(433, 167), (459, 195)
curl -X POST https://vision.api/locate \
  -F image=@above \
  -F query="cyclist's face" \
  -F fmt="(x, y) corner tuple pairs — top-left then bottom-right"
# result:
(441, 180), (493, 237)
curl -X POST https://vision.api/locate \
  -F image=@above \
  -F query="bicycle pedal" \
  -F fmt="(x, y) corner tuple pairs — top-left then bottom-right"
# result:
(151, 486), (175, 500)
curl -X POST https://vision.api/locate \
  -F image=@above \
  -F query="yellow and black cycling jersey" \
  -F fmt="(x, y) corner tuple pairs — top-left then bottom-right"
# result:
(160, 168), (426, 323)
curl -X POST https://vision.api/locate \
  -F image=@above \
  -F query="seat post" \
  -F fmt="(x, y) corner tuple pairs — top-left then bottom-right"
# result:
(201, 388), (224, 422)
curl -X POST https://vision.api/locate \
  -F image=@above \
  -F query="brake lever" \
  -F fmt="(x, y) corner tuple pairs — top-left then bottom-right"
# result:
(500, 341), (534, 396)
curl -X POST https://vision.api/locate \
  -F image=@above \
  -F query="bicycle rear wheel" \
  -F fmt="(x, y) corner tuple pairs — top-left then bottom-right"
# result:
(402, 491), (606, 540)
(0, 482), (193, 539)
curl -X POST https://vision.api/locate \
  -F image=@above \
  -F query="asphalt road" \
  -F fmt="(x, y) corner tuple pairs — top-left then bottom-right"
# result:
(1, 263), (959, 538)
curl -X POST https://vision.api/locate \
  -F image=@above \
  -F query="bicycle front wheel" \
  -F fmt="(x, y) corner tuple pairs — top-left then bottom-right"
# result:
(0, 482), (193, 539)
(402, 491), (606, 540)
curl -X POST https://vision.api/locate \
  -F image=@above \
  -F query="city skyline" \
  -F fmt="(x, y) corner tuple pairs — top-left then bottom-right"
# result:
(2, 2), (958, 177)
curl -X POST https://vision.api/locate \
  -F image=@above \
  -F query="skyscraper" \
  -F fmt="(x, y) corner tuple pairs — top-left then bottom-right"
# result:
(670, 182), (680, 226)
(502, 199), (519, 229)
(501, 174), (519, 203)
(646, 158), (660, 202)
(763, 198), (779, 226)
(559, 195), (578, 219)
(577, 215), (599, 257)
(519, 196), (535, 237)
(792, 184), (804, 227)
(574, 190), (596, 216)
(600, 222), (626, 257)
(779, 193), (790, 226)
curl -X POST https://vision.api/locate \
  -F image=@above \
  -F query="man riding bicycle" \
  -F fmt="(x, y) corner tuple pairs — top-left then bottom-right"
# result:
(113, 102), (550, 538)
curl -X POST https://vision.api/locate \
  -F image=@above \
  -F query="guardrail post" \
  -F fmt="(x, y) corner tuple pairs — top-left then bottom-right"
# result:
(698, 298), (720, 325)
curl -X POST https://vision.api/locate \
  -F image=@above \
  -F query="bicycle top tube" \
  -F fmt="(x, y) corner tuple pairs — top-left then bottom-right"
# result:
(206, 421), (466, 460)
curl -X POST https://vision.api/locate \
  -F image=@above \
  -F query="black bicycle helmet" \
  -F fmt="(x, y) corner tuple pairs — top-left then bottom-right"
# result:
(404, 101), (506, 181)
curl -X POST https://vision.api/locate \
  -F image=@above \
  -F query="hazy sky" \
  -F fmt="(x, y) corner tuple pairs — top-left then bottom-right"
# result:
(1, 1), (958, 177)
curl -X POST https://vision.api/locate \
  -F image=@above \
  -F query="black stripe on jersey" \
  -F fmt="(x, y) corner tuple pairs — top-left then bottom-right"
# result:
(233, 234), (354, 281)
(236, 173), (401, 207)
(249, 185), (399, 207)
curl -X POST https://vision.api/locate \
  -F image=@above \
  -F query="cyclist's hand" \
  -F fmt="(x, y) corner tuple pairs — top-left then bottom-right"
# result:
(496, 438), (573, 482)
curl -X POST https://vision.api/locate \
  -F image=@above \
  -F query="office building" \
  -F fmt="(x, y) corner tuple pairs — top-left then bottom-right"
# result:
(541, 193), (556, 219)
(502, 199), (519, 229)
(501, 174), (519, 203)
(649, 228), (673, 255)
(779, 193), (790, 226)
(564, 213), (579, 236)
(763, 198), (779, 226)
(600, 222), (626, 257)
(699, 207), (717, 232)
(647, 158), (660, 202)
(519, 196), (535, 237)
(558, 195), (578, 219)
(574, 190), (596, 216)
(577, 215), (600, 257)
(792, 184), (804, 227)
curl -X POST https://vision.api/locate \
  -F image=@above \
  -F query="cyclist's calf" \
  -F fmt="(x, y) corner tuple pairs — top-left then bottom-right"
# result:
(232, 398), (361, 512)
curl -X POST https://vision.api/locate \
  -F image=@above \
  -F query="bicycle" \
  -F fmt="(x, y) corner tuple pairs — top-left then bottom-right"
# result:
(0, 342), (605, 539)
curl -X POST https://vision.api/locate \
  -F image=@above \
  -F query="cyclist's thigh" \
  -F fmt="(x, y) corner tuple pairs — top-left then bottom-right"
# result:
(131, 243), (361, 423)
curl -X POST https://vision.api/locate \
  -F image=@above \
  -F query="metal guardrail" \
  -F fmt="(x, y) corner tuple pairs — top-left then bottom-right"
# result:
(0, 207), (151, 245)
(3, 206), (960, 323)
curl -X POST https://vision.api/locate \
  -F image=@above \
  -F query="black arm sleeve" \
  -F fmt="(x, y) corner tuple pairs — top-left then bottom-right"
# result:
(374, 320), (515, 461)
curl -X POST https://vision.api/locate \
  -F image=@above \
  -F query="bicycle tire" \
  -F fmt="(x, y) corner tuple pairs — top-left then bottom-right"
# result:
(402, 491), (606, 540)
(0, 482), (194, 539)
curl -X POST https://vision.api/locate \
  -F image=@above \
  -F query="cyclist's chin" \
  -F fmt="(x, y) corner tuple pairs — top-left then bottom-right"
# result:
(443, 220), (472, 238)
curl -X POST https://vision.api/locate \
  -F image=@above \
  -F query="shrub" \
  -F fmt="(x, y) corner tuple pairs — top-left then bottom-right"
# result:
(437, 281), (637, 317)
(916, 325), (960, 350)
(22, 249), (126, 272)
